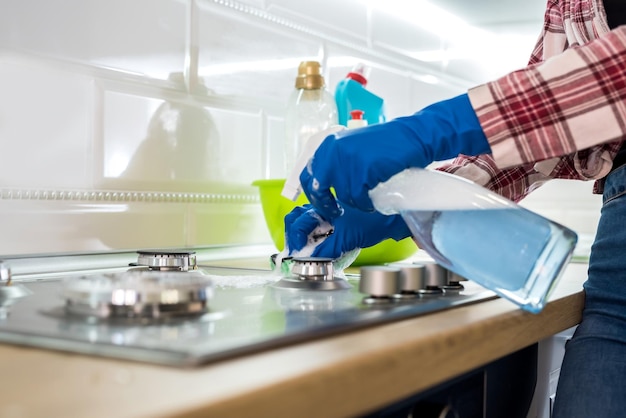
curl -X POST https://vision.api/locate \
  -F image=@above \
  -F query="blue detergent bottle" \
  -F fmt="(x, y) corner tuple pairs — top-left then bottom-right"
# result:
(335, 63), (386, 126)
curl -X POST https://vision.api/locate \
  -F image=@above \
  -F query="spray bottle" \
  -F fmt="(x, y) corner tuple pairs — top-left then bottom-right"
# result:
(284, 61), (338, 177)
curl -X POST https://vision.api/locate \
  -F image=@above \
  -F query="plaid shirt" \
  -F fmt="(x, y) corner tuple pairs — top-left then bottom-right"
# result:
(438, 0), (625, 201)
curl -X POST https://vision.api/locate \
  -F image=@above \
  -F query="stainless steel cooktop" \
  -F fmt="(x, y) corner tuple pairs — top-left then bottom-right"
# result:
(0, 249), (496, 367)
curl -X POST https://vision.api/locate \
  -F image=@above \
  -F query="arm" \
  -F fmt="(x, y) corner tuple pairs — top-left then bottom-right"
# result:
(470, 27), (626, 169)
(439, 1), (623, 201)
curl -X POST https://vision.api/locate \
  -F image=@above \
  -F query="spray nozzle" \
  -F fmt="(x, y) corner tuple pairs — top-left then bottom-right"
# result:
(346, 63), (371, 86)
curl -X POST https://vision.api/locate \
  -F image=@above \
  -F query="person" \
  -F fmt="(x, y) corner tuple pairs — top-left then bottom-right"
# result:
(284, 0), (626, 416)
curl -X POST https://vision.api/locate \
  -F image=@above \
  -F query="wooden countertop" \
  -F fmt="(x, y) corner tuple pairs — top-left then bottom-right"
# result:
(0, 262), (586, 418)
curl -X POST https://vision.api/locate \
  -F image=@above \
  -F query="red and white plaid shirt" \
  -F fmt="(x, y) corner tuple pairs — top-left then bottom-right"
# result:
(439, 0), (625, 201)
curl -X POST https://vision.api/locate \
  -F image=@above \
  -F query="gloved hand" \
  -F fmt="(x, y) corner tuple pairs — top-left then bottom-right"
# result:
(285, 202), (411, 258)
(299, 93), (491, 221)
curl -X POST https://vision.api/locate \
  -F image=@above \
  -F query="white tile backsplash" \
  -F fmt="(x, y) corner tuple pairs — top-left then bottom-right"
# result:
(0, 55), (93, 189)
(101, 90), (224, 185)
(0, 0), (600, 256)
(265, 114), (286, 179)
(371, 10), (445, 58)
(267, 0), (370, 45)
(102, 91), (164, 180)
(0, 0), (188, 80)
(210, 107), (264, 183)
(197, 0), (323, 103)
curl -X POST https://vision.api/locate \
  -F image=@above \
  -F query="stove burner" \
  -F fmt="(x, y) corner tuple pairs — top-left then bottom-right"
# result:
(273, 257), (351, 291)
(63, 270), (213, 319)
(135, 250), (197, 271)
(292, 257), (334, 280)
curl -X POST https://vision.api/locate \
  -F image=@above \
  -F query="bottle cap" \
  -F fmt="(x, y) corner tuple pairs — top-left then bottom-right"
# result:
(346, 63), (371, 86)
(294, 61), (325, 90)
(347, 110), (368, 129)
(350, 110), (364, 120)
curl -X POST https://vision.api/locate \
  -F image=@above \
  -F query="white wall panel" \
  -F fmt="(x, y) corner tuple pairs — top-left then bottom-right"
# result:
(100, 90), (223, 189)
(210, 106), (264, 183)
(0, 0), (188, 81)
(267, 0), (369, 45)
(197, 0), (323, 103)
(265, 115), (286, 179)
(0, 57), (93, 189)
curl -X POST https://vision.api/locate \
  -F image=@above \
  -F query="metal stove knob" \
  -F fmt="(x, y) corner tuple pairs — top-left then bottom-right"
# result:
(392, 264), (426, 300)
(359, 266), (400, 304)
(448, 271), (468, 283)
(419, 263), (447, 296)
(424, 263), (448, 287)
(444, 271), (466, 294)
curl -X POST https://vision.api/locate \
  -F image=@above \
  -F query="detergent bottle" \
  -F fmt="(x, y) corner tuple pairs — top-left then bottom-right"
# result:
(335, 63), (385, 127)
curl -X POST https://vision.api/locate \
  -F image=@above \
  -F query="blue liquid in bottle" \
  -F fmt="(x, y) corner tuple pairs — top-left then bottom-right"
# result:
(401, 208), (577, 313)
(370, 168), (578, 313)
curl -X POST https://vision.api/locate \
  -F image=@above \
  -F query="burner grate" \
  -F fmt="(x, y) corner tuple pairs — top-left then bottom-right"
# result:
(135, 250), (197, 272)
(62, 270), (213, 319)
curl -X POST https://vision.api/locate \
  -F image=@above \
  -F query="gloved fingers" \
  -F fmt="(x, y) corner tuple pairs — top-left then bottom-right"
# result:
(309, 207), (412, 259)
(300, 130), (380, 215)
(300, 166), (343, 221)
(310, 233), (341, 258)
(285, 208), (325, 253)
(284, 205), (309, 229)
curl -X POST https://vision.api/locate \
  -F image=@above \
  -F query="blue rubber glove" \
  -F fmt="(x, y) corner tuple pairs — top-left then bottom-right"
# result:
(300, 93), (491, 221)
(285, 203), (411, 258)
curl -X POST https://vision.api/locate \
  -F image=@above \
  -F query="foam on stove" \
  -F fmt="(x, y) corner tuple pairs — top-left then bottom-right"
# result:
(206, 273), (280, 289)
(205, 224), (361, 289)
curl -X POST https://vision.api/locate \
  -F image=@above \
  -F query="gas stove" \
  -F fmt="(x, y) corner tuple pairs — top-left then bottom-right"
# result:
(0, 249), (496, 367)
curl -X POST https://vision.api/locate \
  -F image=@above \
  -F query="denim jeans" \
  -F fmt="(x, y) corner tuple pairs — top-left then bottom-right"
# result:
(552, 165), (626, 417)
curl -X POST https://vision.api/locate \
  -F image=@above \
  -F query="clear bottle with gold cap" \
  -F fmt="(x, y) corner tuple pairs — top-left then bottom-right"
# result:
(284, 61), (338, 176)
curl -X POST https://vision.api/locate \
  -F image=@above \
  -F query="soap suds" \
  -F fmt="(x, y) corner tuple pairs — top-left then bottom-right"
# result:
(275, 218), (361, 279)
(207, 274), (280, 289)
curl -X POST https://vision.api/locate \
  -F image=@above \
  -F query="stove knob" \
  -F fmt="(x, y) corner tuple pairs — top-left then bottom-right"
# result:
(418, 263), (448, 296)
(444, 271), (466, 294)
(387, 264), (425, 300)
(359, 266), (400, 303)
(398, 264), (426, 293)
(448, 271), (468, 283)
(424, 263), (448, 287)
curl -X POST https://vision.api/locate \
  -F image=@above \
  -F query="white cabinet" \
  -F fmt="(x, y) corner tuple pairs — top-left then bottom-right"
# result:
(528, 326), (578, 418)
